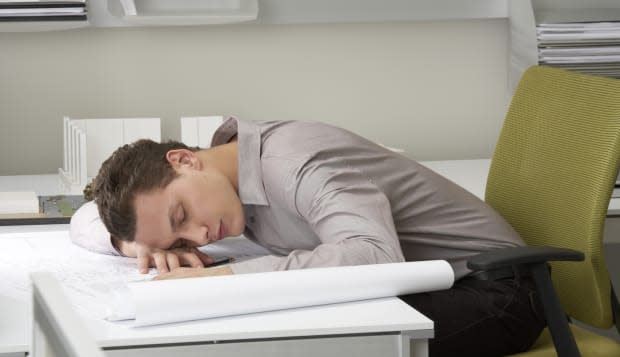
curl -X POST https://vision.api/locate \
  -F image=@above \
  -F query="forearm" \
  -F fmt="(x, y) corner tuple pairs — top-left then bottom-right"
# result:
(230, 239), (405, 274)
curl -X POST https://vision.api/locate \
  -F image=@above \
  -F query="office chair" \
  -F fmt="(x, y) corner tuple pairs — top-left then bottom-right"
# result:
(467, 65), (620, 357)
(31, 272), (105, 357)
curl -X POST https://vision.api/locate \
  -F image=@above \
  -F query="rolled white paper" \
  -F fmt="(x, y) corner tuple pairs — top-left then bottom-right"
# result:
(129, 260), (454, 326)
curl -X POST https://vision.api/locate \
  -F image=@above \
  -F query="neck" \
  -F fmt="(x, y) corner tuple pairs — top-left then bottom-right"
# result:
(196, 141), (239, 191)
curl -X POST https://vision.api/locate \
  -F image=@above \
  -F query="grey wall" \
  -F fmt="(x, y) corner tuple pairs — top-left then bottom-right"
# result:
(0, 19), (509, 175)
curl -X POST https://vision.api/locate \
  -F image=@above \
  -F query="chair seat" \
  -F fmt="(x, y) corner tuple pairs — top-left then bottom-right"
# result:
(509, 324), (620, 357)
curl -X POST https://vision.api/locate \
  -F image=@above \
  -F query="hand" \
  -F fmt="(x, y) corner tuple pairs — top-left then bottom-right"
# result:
(136, 244), (215, 274)
(153, 266), (233, 281)
(112, 236), (138, 257)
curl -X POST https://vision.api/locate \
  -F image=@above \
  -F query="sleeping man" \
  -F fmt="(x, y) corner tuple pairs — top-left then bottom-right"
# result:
(71, 117), (545, 357)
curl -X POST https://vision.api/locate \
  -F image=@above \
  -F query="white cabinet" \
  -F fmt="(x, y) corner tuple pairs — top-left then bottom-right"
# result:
(2, 0), (510, 32)
(90, 0), (258, 27)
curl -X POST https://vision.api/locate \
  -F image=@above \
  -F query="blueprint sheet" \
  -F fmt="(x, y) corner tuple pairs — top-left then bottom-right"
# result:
(0, 230), (270, 320)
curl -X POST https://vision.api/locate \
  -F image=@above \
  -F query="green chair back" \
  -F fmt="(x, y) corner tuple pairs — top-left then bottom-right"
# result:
(485, 66), (620, 328)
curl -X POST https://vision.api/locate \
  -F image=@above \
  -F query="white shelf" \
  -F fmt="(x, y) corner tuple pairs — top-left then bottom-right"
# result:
(3, 0), (511, 31)
(253, 0), (508, 25)
(102, 0), (258, 26)
(0, 20), (88, 32)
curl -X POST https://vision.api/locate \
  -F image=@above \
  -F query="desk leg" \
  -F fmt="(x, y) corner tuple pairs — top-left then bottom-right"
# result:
(397, 333), (409, 357)
(410, 339), (428, 357)
(397, 333), (428, 357)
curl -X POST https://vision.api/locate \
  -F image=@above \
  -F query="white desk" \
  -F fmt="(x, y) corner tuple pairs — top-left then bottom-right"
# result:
(421, 159), (620, 216)
(0, 226), (432, 357)
(3, 159), (619, 356)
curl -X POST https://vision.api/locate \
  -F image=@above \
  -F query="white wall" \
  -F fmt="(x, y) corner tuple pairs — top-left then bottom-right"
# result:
(0, 19), (509, 175)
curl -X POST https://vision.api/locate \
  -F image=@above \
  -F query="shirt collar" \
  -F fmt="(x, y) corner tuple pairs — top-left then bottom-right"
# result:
(212, 117), (268, 206)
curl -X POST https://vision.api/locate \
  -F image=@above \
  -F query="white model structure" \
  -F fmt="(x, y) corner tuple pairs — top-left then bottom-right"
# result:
(180, 116), (224, 148)
(58, 116), (161, 194)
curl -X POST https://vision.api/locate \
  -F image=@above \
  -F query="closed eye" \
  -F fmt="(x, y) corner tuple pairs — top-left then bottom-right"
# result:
(170, 239), (188, 249)
(179, 207), (187, 225)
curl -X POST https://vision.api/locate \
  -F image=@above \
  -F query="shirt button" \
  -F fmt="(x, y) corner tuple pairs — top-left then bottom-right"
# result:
(249, 216), (256, 224)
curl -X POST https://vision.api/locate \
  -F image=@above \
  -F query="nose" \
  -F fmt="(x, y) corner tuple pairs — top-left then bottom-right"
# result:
(180, 224), (209, 246)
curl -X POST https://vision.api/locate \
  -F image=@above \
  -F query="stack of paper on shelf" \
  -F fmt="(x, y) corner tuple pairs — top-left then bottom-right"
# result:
(0, 191), (39, 216)
(0, 1), (87, 22)
(537, 21), (620, 79)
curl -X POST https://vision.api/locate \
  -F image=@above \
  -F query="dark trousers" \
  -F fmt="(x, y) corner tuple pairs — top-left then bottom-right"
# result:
(399, 274), (546, 357)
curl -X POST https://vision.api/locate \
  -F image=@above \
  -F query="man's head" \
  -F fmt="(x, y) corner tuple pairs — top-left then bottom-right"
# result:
(93, 139), (245, 249)
(93, 139), (195, 241)
(94, 140), (245, 249)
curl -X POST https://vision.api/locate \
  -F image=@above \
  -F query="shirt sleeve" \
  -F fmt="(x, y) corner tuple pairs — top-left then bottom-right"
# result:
(230, 165), (405, 274)
(70, 201), (122, 256)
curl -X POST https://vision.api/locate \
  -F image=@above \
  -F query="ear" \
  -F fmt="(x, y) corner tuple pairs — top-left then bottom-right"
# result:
(166, 149), (201, 171)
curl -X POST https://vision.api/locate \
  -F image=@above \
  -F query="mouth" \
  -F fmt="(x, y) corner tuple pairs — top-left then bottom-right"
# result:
(218, 220), (226, 241)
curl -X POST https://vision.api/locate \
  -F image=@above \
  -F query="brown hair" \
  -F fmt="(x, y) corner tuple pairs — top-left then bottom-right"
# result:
(93, 139), (198, 241)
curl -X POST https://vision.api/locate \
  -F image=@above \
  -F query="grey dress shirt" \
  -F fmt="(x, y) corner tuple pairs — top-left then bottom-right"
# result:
(70, 117), (524, 279)
(215, 118), (523, 279)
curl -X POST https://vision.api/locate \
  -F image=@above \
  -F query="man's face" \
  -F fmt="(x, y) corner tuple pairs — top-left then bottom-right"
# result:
(133, 167), (245, 250)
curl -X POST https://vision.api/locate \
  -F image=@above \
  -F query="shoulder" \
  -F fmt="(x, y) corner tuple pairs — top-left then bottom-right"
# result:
(257, 120), (367, 158)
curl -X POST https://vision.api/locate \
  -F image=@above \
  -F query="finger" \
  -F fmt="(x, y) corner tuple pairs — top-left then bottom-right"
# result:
(153, 252), (169, 273)
(194, 249), (214, 265)
(179, 251), (205, 268)
(166, 252), (181, 270)
(137, 250), (151, 274)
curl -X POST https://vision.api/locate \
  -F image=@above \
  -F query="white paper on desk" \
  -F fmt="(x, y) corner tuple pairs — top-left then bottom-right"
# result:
(128, 260), (454, 327)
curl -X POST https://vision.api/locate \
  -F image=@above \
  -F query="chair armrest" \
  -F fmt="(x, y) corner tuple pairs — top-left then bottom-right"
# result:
(467, 246), (584, 271)
(467, 246), (585, 357)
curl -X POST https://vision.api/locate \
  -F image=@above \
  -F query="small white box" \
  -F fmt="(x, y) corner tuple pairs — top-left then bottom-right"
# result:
(0, 191), (39, 215)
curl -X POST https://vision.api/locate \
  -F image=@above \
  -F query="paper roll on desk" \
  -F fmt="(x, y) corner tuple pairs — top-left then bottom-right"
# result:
(125, 261), (454, 327)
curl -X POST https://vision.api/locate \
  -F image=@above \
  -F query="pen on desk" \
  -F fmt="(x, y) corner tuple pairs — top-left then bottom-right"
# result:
(205, 257), (234, 268)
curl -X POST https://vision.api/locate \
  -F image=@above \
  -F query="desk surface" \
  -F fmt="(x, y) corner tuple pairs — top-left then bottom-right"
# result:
(0, 227), (432, 354)
(420, 159), (620, 216)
